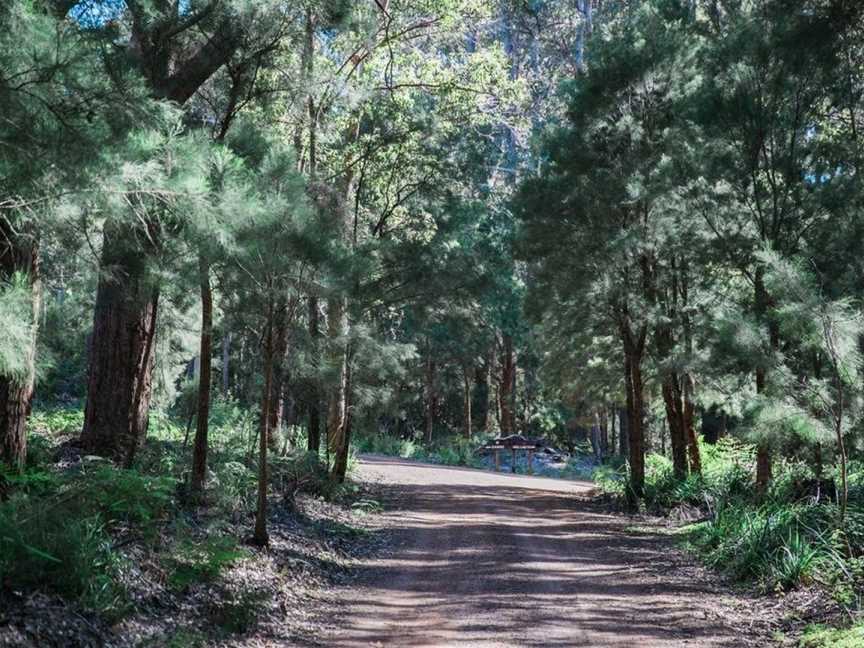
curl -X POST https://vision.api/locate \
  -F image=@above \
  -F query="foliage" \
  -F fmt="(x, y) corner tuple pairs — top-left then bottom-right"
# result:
(167, 536), (248, 591)
(799, 622), (864, 648)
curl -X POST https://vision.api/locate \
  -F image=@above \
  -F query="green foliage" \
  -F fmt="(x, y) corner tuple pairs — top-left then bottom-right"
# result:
(0, 504), (125, 614)
(0, 459), (175, 614)
(799, 622), (864, 648)
(167, 536), (248, 591)
(688, 502), (835, 590)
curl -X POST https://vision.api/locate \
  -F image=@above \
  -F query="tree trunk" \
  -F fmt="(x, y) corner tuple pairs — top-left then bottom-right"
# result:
(499, 333), (516, 436)
(661, 374), (688, 480)
(590, 411), (602, 462)
(81, 14), (239, 465)
(221, 332), (231, 396)
(326, 296), (349, 462)
(683, 372), (701, 475)
(253, 295), (274, 547)
(424, 354), (437, 444)
(463, 366), (472, 439)
(0, 225), (41, 472)
(190, 254), (213, 496)
(622, 331), (646, 507)
(599, 408), (609, 456)
(307, 294), (321, 455)
(618, 407), (628, 457)
(266, 299), (290, 449)
(331, 348), (353, 483)
(754, 266), (774, 494)
(80, 222), (159, 467)
(629, 354), (646, 500)
(473, 360), (489, 432)
(610, 408), (617, 456)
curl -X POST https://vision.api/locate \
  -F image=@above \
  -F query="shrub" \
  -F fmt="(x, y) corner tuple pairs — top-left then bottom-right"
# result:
(689, 501), (833, 590)
(0, 462), (176, 614)
(0, 500), (126, 614)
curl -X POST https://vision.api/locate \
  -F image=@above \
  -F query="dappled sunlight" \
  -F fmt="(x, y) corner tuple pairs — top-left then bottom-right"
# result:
(329, 457), (743, 647)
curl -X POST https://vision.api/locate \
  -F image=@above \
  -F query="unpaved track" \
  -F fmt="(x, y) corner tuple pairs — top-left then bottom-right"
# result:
(329, 455), (753, 647)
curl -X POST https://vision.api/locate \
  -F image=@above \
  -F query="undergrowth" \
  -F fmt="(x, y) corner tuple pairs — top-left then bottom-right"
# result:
(0, 402), (360, 621)
(594, 437), (864, 629)
(354, 432), (485, 468)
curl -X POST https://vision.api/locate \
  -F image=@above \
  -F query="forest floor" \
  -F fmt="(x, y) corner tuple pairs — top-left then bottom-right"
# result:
(326, 455), (781, 647)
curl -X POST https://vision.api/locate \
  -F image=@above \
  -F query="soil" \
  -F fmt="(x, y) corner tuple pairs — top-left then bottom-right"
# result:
(327, 455), (776, 648)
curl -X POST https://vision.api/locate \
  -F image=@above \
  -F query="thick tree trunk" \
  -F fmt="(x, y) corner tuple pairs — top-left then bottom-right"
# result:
(621, 321), (646, 507)
(0, 222), (40, 471)
(661, 374), (688, 480)
(618, 407), (629, 457)
(81, 10), (240, 466)
(81, 223), (159, 467)
(307, 294), (321, 455)
(473, 360), (489, 432)
(599, 408), (609, 456)
(683, 372), (701, 475)
(190, 254), (213, 495)
(499, 334), (516, 436)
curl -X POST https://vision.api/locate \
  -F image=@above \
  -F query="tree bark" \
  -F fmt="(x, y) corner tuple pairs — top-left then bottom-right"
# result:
(599, 408), (609, 456)
(590, 411), (602, 462)
(81, 222), (159, 467)
(683, 372), (701, 475)
(463, 366), (472, 439)
(221, 332), (231, 396)
(499, 333), (516, 436)
(266, 299), (290, 449)
(307, 294), (321, 455)
(253, 294), (274, 547)
(473, 359), (490, 432)
(661, 373), (688, 480)
(618, 407), (629, 457)
(620, 318), (647, 507)
(190, 253), (213, 495)
(754, 266), (774, 494)
(326, 296), (349, 463)
(81, 10), (239, 466)
(424, 354), (437, 444)
(0, 225), (41, 471)
(331, 348), (353, 483)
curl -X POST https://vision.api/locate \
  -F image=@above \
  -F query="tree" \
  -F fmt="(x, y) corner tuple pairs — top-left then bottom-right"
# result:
(73, 0), (296, 464)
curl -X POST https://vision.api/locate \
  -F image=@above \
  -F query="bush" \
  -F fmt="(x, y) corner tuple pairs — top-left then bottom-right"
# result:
(0, 500), (126, 614)
(0, 462), (176, 614)
(688, 500), (842, 591)
(800, 622), (864, 648)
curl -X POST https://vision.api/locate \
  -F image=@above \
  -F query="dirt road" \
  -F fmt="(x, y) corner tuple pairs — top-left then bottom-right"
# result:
(329, 455), (761, 647)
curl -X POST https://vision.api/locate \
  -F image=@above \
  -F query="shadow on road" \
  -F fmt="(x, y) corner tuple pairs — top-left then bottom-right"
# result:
(327, 457), (752, 647)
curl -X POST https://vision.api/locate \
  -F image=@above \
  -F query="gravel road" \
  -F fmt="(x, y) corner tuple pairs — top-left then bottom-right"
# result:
(328, 455), (760, 647)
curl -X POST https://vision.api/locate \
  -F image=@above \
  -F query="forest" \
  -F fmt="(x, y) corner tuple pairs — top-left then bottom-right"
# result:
(2, 1), (864, 646)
